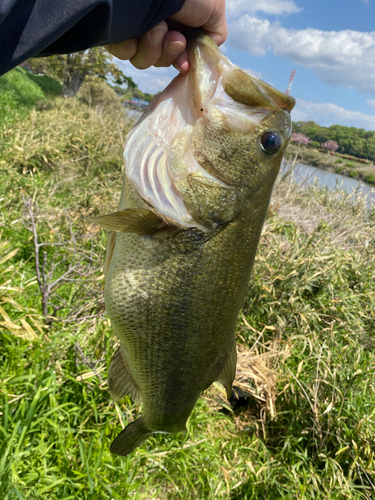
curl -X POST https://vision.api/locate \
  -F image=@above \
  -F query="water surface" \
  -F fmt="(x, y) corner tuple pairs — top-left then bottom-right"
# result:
(281, 162), (375, 205)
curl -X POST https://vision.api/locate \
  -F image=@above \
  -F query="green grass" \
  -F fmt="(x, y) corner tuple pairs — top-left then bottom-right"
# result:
(0, 67), (62, 128)
(0, 94), (375, 498)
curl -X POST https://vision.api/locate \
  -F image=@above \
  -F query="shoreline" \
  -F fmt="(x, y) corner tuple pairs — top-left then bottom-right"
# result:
(285, 143), (375, 186)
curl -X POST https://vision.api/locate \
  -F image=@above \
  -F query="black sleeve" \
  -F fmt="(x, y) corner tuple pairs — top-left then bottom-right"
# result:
(0, 0), (185, 76)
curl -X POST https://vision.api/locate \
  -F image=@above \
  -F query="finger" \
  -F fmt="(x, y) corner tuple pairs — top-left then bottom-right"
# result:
(105, 39), (139, 60)
(204, 26), (228, 47)
(169, 0), (227, 46)
(200, 4), (228, 47)
(154, 30), (186, 68)
(130, 21), (168, 70)
(172, 50), (189, 74)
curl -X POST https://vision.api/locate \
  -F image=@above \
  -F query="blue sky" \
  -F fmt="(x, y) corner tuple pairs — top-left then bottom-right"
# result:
(116, 0), (375, 130)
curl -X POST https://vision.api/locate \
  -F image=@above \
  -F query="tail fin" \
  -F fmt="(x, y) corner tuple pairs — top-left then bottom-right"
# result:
(110, 417), (152, 457)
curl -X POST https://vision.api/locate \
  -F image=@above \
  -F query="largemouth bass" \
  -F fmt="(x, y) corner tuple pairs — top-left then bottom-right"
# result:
(93, 31), (295, 456)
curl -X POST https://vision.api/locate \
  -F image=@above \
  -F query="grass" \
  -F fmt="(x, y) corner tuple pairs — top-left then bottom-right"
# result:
(0, 81), (375, 498)
(0, 68), (62, 129)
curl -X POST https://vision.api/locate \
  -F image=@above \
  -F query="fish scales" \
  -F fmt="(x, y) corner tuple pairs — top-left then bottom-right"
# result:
(106, 181), (268, 408)
(92, 30), (295, 456)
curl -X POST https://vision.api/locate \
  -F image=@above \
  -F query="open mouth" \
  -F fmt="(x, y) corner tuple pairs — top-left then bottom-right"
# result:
(123, 31), (295, 231)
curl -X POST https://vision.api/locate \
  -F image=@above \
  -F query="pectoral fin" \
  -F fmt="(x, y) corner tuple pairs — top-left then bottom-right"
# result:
(108, 346), (142, 405)
(90, 209), (162, 235)
(217, 341), (237, 399)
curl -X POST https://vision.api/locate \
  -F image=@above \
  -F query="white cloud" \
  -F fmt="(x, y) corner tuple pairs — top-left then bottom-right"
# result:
(366, 98), (375, 112)
(228, 16), (375, 94)
(115, 59), (178, 94)
(220, 43), (228, 53)
(226, 0), (301, 18)
(292, 99), (375, 130)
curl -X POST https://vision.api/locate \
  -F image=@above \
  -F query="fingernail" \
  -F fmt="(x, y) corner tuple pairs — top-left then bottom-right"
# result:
(165, 41), (185, 55)
(172, 62), (182, 74)
(150, 25), (167, 44)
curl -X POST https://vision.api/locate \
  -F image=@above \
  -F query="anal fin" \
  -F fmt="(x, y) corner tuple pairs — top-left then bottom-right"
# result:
(90, 208), (162, 235)
(110, 416), (152, 456)
(217, 341), (237, 399)
(108, 346), (142, 405)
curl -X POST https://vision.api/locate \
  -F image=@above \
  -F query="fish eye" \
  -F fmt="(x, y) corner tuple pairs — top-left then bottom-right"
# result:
(260, 131), (282, 154)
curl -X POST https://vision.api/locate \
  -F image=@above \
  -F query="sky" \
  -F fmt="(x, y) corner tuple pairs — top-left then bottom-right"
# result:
(115, 0), (375, 131)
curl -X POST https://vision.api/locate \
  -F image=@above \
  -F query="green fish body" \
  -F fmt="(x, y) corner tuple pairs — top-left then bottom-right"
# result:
(93, 31), (295, 456)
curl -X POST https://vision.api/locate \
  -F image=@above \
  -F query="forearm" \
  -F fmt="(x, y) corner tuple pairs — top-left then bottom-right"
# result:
(0, 0), (185, 76)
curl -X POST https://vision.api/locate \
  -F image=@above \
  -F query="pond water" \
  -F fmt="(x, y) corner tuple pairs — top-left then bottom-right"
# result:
(281, 162), (375, 206)
(125, 108), (143, 120)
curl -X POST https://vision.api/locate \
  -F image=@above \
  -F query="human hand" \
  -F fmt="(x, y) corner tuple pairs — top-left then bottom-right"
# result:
(105, 0), (227, 73)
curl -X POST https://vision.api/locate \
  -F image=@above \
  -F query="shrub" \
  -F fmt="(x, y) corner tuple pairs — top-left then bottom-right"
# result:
(348, 170), (358, 177)
(364, 174), (375, 185)
(78, 77), (122, 111)
(310, 140), (320, 148)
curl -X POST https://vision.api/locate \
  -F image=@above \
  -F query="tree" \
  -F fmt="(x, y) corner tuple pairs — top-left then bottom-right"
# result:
(321, 140), (339, 152)
(292, 120), (375, 161)
(131, 88), (145, 101)
(291, 132), (311, 145)
(144, 93), (154, 103)
(28, 47), (136, 97)
(111, 84), (133, 100)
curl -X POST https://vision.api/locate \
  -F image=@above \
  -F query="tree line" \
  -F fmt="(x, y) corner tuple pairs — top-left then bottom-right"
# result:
(27, 48), (136, 98)
(26, 48), (156, 104)
(293, 121), (375, 162)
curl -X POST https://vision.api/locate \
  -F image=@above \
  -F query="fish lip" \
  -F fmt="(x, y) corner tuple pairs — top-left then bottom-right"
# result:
(186, 29), (225, 116)
(187, 28), (296, 116)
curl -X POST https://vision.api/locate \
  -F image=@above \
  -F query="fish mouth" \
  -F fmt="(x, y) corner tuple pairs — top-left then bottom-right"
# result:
(124, 31), (295, 231)
(187, 30), (295, 121)
(184, 30), (295, 188)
